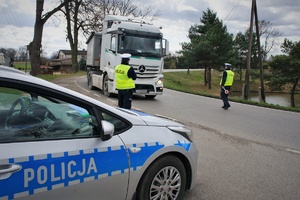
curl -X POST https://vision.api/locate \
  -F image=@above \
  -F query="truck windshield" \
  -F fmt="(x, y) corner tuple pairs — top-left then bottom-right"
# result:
(118, 35), (163, 58)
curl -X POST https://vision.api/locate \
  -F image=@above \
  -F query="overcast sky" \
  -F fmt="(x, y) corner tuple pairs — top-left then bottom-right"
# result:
(0, 0), (300, 57)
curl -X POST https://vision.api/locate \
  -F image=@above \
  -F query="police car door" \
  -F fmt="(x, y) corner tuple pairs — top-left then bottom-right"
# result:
(0, 84), (129, 200)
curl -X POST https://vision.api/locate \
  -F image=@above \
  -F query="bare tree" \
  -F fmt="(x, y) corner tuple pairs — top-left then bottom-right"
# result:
(79, 0), (159, 37)
(28, 0), (70, 76)
(258, 20), (283, 58)
(50, 51), (59, 59)
(61, 0), (82, 72)
(61, 0), (159, 72)
(18, 46), (28, 61)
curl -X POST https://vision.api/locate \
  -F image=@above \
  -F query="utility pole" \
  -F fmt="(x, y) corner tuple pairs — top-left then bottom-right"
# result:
(244, 0), (265, 102)
(254, 0), (266, 102)
(244, 0), (254, 100)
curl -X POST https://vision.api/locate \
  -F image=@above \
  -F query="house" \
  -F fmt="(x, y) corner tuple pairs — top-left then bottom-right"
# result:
(50, 50), (87, 73)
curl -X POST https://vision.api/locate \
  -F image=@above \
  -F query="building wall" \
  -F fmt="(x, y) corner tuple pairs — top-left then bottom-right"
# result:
(58, 51), (86, 62)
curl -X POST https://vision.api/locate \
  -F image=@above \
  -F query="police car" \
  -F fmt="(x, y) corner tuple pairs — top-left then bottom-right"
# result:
(0, 65), (198, 200)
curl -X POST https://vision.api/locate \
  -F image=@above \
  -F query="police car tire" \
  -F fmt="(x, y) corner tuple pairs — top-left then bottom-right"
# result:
(136, 155), (186, 200)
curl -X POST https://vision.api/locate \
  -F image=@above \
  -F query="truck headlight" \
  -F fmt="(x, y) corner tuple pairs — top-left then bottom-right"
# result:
(156, 77), (164, 85)
(167, 126), (194, 142)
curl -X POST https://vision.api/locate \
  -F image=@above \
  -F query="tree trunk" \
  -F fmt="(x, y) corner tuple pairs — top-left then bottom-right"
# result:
(204, 67), (207, 87)
(29, 0), (44, 76)
(71, 48), (78, 72)
(29, 0), (70, 76)
(65, 0), (80, 73)
(290, 78), (298, 107)
(207, 66), (211, 89)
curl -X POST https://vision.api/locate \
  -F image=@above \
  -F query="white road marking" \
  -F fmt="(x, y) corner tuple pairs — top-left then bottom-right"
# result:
(285, 148), (300, 155)
(74, 78), (90, 93)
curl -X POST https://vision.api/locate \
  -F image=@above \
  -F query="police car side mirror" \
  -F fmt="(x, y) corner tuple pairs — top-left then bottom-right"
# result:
(101, 120), (115, 141)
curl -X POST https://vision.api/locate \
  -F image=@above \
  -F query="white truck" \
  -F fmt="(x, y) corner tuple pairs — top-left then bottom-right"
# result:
(0, 53), (11, 67)
(86, 15), (169, 98)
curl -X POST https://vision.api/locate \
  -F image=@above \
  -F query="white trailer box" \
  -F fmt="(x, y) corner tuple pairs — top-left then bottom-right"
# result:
(86, 32), (102, 67)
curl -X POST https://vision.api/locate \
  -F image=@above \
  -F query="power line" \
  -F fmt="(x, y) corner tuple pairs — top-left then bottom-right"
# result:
(224, 0), (241, 22)
(6, 0), (23, 27)
(0, 3), (18, 38)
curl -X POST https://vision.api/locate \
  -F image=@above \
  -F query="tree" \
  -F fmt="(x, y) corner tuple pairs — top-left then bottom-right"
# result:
(17, 46), (28, 62)
(259, 20), (283, 58)
(269, 39), (300, 107)
(3, 48), (17, 61)
(78, 57), (87, 71)
(29, 0), (70, 76)
(60, 0), (159, 72)
(180, 9), (234, 89)
(81, 0), (159, 36)
(61, 0), (82, 72)
(233, 32), (249, 80)
(50, 51), (59, 59)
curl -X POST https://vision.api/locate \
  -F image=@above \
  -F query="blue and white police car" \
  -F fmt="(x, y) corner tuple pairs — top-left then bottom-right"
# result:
(0, 65), (198, 200)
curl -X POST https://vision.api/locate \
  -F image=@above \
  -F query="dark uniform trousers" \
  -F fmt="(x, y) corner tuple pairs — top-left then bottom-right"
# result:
(220, 86), (231, 108)
(118, 89), (134, 109)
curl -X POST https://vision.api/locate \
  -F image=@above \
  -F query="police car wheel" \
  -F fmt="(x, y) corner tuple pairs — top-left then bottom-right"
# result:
(136, 155), (186, 200)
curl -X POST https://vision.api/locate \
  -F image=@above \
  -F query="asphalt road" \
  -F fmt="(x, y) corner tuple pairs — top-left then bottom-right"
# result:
(54, 75), (300, 200)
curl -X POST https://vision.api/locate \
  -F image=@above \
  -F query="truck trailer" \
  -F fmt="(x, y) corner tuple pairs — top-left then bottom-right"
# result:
(86, 15), (169, 98)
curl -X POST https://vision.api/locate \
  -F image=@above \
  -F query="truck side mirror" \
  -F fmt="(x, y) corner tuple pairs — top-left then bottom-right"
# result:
(163, 39), (169, 56)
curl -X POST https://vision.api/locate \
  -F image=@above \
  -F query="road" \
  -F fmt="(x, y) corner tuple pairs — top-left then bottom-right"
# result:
(54, 75), (300, 200)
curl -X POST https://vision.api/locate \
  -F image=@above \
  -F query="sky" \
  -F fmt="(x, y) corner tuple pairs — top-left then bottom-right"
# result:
(0, 0), (300, 57)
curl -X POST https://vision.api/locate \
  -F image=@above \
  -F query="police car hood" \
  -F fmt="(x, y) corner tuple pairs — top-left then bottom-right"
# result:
(117, 108), (183, 127)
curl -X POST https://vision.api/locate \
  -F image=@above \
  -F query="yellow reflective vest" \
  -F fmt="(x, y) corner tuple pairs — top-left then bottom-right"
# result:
(115, 64), (135, 90)
(220, 70), (234, 86)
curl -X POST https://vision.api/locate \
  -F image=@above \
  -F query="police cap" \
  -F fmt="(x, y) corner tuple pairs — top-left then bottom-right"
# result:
(121, 53), (131, 59)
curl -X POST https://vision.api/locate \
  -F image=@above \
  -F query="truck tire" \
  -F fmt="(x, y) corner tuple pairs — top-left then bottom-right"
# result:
(103, 74), (112, 97)
(145, 95), (156, 99)
(88, 75), (96, 90)
(136, 155), (187, 200)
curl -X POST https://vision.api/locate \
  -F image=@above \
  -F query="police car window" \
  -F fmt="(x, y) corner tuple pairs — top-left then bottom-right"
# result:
(101, 112), (130, 134)
(0, 87), (98, 143)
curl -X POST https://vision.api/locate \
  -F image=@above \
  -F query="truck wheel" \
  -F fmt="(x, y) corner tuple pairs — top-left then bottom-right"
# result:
(136, 155), (186, 200)
(103, 75), (112, 97)
(88, 75), (96, 90)
(145, 95), (156, 99)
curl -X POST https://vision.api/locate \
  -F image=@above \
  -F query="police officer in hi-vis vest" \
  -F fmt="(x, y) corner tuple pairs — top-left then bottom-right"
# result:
(220, 63), (234, 110)
(115, 53), (137, 109)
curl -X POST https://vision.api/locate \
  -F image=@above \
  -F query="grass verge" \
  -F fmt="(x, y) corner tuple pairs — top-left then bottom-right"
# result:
(163, 71), (300, 112)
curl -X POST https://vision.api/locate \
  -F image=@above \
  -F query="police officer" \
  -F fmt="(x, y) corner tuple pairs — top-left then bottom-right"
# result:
(220, 63), (234, 110)
(115, 53), (137, 109)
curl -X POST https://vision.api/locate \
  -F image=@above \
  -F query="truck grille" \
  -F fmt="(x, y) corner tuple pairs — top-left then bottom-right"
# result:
(131, 64), (160, 79)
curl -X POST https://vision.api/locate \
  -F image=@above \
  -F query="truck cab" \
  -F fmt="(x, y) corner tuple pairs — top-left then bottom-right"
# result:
(86, 15), (169, 98)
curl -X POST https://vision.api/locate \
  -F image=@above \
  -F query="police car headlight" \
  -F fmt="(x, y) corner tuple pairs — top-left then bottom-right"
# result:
(167, 126), (194, 142)
(156, 77), (164, 85)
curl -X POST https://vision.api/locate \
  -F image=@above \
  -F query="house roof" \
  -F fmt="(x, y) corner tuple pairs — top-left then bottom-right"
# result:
(59, 50), (87, 55)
